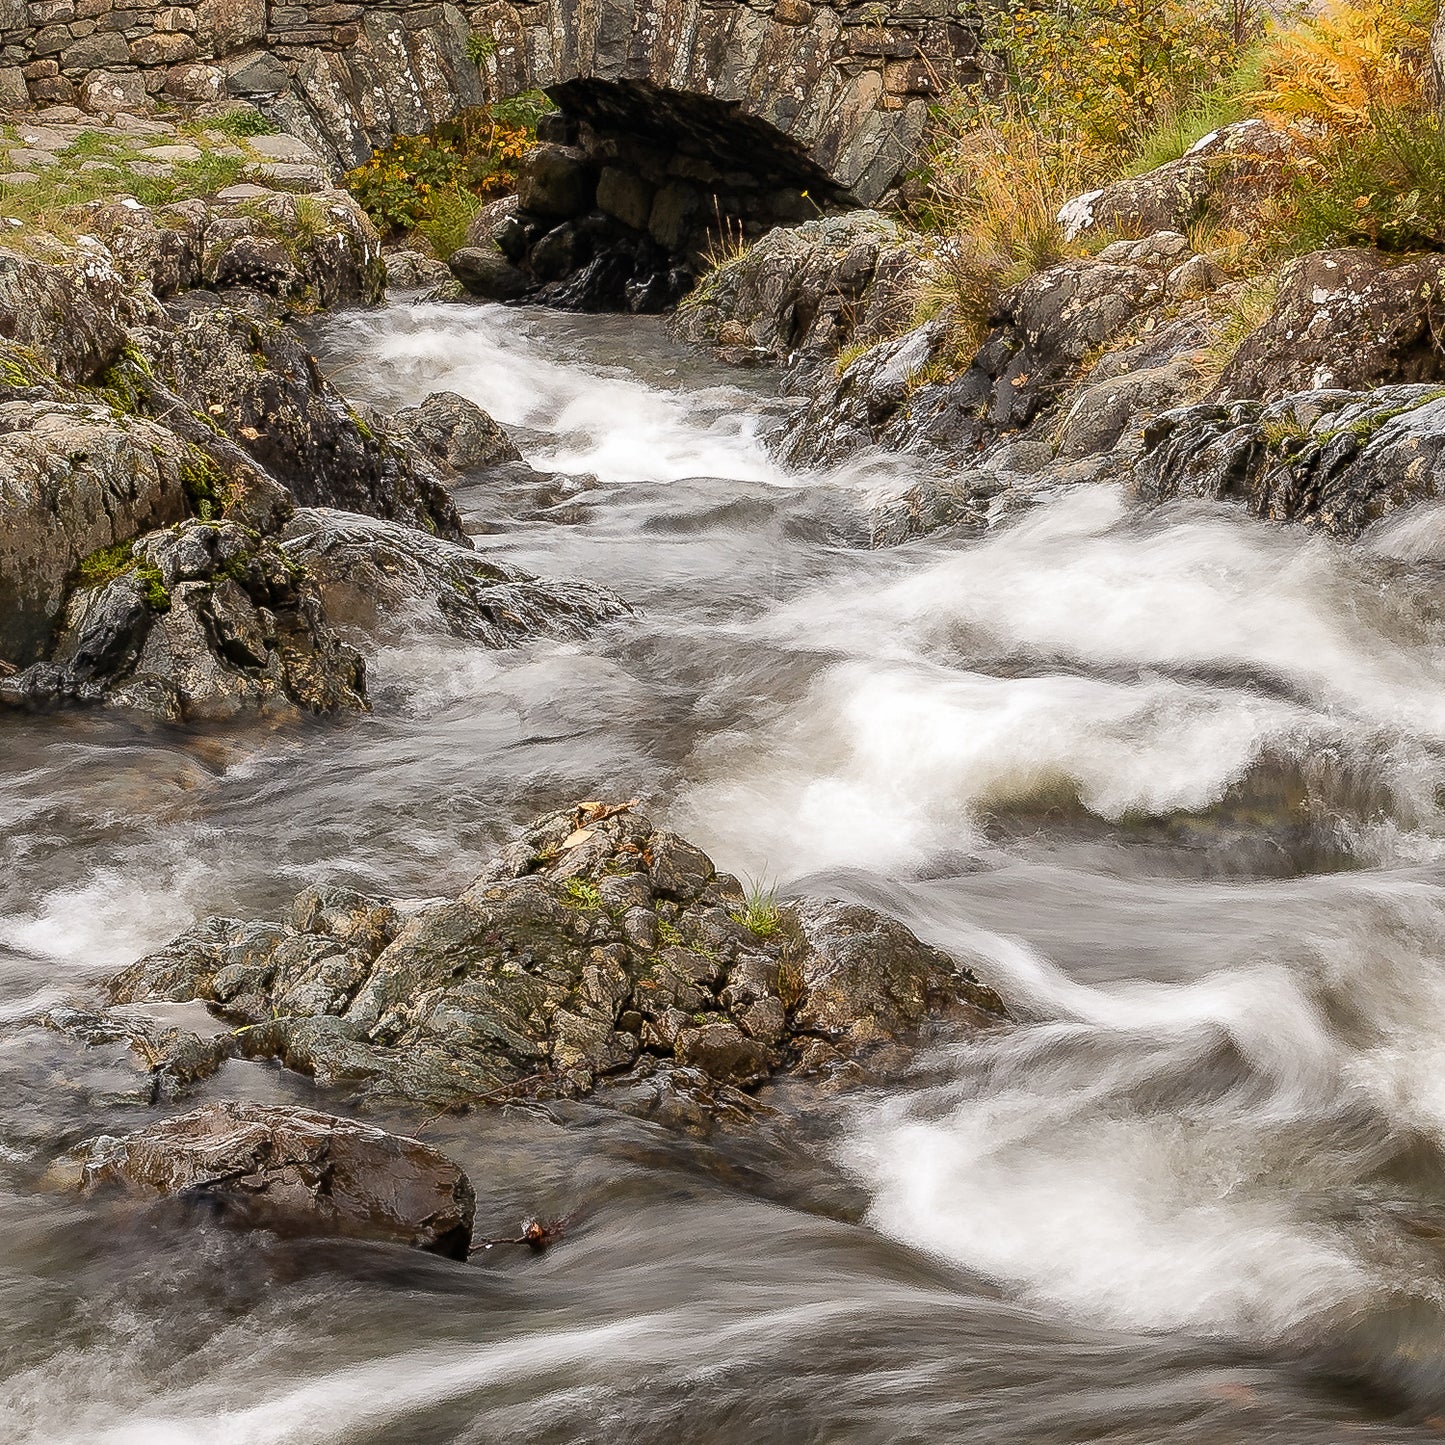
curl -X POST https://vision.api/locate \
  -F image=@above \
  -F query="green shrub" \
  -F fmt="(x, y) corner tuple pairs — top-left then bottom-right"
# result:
(344, 98), (546, 249)
(1287, 104), (1445, 252)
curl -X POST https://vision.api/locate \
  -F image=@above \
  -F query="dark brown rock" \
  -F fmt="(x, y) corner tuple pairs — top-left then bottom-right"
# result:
(75, 1101), (476, 1258)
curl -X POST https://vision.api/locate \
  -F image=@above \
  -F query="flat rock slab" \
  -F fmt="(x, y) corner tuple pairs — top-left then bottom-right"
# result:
(75, 1100), (476, 1258)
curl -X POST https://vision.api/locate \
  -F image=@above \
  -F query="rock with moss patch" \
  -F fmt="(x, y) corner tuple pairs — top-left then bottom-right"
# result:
(104, 806), (1007, 1124)
(130, 292), (465, 540)
(1, 517), (366, 720)
(1133, 382), (1445, 537)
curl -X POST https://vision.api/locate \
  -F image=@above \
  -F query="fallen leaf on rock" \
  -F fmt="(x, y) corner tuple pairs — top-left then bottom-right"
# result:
(563, 827), (595, 849)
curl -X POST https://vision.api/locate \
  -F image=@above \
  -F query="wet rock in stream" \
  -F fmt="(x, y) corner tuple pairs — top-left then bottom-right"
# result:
(101, 805), (1008, 1123)
(283, 508), (633, 648)
(69, 1100), (476, 1259)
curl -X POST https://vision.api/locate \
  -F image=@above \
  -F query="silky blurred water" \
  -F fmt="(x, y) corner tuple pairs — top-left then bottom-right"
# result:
(7, 302), (1445, 1441)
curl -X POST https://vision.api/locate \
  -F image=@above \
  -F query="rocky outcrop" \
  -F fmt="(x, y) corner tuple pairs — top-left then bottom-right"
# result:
(1214, 248), (1445, 402)
(73, 1101), (476, 1258)
(780, 230), (1211, 474)
(0, 401), (194, 668)
(386, 389), (521, 473)
(1057, 120), (1299, 242)
(128, 292), (464, 539)
(1132, 383), (1445, 538)
(106, 804), (1007, 1120)
(70, 186), (385, 310)
(0, 176), (464, 683)
(2, 518), (367, 721)
(283, 509), (632, 648)
(672, 211), (922, 362)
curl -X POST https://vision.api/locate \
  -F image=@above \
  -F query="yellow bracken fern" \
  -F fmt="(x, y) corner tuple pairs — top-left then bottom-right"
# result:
(1251, 0), (1433, 134)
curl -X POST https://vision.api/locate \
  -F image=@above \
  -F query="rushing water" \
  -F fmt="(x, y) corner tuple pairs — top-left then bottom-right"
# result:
(9, 302), (1445, 1441)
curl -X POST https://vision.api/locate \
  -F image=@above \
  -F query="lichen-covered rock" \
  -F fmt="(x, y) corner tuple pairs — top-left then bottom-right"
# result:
(1214, 248), (1445, 402)
(0, 242), (150, 384)
(1058, 120), (1299, 242)
(673, 211), (921, 362)
(386, 390), (522, 472)
(282, 508), (632, 648)
(1, 517), (367, 721)
(781, 236), (1190, 470)
(106, 806), (1007, 1119)
(1132, 382), (1445, 538)
(128, 292), (465, 540)
(69, 188), (385, 309)
(0, 401), (193, 668)
(72, 1101), (475, 1258)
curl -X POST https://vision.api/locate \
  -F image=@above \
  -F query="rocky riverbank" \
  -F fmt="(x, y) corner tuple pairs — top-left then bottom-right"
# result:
(0, 103), (627, 723)
(671, 120), (1445, 545)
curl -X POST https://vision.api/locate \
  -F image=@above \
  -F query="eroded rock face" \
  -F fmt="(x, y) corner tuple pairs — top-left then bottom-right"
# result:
(74, 1101), (475, 1258)
(0, 402), (194, 668)
(780, 231), (1203, 474)
(1, 518), (366, 721)
(1133, 383), (1445, 537)
(1214, 249), (1445, 402)
(672, 211), (922, 362)
(106, 806), (1007, 1117)
(283, 509), (632, 649)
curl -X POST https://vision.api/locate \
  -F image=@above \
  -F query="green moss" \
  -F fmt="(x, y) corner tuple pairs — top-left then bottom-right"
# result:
(76, 539), (138, 588)
(178, 445), (227, 521)
(559, 877), (603, 909)
(73, 539), (170, 611)
(655, 918), (683, 947)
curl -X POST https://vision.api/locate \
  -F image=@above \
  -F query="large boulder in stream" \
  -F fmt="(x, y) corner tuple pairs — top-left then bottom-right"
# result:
(672, 210), (921, 362)
(73, 1101), (475, 1258)
(104, 805), (1008, 1126)
(283, 509), (632, 647)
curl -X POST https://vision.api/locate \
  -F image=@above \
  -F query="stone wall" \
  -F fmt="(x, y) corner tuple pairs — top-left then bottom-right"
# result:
(5, 0), (977, 205)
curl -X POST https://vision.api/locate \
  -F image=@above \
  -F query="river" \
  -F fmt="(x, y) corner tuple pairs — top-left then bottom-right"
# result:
(7, 300), (1445, 1441)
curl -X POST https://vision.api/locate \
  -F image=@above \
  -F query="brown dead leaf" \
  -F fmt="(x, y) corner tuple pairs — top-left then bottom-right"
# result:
(562, 827), (595, 849)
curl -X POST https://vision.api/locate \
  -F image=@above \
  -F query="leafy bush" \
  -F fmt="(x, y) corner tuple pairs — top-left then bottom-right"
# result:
(1288, 104), (1445, 252)
(987, 0), (1265, 154)
(343, 98), (545, 249)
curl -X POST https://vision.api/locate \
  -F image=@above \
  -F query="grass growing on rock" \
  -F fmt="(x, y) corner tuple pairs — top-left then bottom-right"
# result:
(560, 877), (604, 910)
(74, 539), (170, 610)
(731, 879), (783, 939)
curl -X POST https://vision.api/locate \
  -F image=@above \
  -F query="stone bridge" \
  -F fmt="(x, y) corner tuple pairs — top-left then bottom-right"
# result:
(7, 0), (978, 207)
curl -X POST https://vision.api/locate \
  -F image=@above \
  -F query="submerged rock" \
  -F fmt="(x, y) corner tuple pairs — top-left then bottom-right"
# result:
(106, 805), (1007, 1120)
(282, 509), (632, 648)
(73, 1101), (475, 1258)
